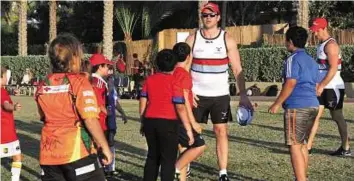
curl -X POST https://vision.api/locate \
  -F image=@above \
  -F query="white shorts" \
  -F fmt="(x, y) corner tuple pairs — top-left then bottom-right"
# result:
(0, 140), (21, 158)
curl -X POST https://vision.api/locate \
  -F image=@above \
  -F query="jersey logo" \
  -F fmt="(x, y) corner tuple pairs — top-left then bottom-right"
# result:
(216, 47), (222, 51)
(205, 40), (213, 43)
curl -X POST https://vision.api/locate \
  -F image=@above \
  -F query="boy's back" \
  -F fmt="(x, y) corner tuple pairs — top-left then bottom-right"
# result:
(141, 73), (184, 120)
(283, 49), (319, 109)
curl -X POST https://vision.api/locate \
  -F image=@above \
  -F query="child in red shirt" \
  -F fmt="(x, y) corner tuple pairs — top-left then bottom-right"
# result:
(139, 49), (194, 181)
(1, 66), (22, 181)
(173, 42), (206, 181)
(89, 54), (113, 132)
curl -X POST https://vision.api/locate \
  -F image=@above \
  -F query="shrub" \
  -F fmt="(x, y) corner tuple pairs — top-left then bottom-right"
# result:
(2, 46), (353, 83)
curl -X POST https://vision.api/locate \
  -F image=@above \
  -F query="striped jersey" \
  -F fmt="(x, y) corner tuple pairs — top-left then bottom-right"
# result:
(316, 38), (344, 89)
(191, 29), (229, 96)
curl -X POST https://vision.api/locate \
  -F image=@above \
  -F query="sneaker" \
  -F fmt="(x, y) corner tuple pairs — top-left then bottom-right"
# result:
(330, 147), (351, 156)
(308, 148), (312, 155)
(174, 172), (180, 181)
(219, 174), (230, 181)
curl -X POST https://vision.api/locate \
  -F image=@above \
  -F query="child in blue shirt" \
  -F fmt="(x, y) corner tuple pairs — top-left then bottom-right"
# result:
(105, 65), (128, 177)
(269, 26), (319, 181)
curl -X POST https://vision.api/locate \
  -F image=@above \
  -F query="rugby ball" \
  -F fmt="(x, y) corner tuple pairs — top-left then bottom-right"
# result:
(236, 106), (253, 126)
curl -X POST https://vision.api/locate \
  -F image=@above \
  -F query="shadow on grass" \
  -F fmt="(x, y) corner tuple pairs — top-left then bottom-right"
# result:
(1, 158), (40, 181)
(321, 116), (354, 124)
(191, 162), (265, 181)
(251, 123), (341, 140)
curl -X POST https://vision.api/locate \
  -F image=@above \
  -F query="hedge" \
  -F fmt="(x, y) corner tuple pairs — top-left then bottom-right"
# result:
(0, 55), (92, 83)
(1, 46), (354, 83)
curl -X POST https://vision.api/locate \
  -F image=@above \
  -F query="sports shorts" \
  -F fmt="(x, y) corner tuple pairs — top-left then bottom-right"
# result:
(193, 95), (231, 124)
(178, 124), (205, 149)
(0, 140), (21, 158)
(284, 108), (318, 145)
(40, 154), (105, 181)
(318, 89), (345, 110)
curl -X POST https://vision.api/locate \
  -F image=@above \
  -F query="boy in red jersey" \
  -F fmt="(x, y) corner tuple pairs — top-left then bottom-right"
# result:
(173, 42), (206, 181)
(140, 49), (194, 181)
(89, 54), (113, 132)
(1, 66), (22, 181)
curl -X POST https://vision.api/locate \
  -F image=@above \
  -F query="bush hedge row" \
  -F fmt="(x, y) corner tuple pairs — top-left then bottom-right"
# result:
(1, 46), (354, 83)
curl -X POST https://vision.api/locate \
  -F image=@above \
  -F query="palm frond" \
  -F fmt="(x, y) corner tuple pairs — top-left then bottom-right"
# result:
(115, 4), (139, 39)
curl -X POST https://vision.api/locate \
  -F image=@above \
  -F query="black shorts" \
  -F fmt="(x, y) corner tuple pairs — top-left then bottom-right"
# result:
(40, 154), (105, 181)
(178, 124), (205, 149)
(193, 95), (231, 124)
(318, 89), (345, 110)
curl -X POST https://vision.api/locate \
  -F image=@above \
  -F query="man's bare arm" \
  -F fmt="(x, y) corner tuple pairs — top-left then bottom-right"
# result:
(319, 41), (340, 87)
(225, 33), (246, 95)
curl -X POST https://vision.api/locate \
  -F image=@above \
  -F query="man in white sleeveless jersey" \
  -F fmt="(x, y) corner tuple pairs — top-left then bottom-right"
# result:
(307, 18), (351, 156)
(185, 3), (253, 180)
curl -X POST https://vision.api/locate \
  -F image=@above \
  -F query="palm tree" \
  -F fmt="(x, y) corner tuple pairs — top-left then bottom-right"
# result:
(115, 4), (139, 42)
(221, 1), (227, 29)
(297, 0), (309, 29)
(18, 0), (27, 56)
(49, 0), (57, 42)
(103, 0), (114, 59)
(198, 0), (208, 28)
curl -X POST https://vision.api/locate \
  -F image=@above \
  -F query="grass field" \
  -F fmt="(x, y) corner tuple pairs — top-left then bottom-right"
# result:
(1, 97), (354, 181)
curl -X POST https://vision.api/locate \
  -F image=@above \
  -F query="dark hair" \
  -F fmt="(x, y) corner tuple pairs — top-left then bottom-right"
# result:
(48, 33), (83, 73)
(155, 49), (178, 72)
(173, 42), (191, 62)
(133, 53), (138, 58)
(91, 65), (100, 73)
(81, 60), (91, 73)
(1, 67), (7, 78)
(285, 26), (308, 48)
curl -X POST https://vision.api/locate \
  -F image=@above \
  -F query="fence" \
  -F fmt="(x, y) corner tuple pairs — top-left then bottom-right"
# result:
(263, 28), (354, 46)
(158, 24), (288, 50)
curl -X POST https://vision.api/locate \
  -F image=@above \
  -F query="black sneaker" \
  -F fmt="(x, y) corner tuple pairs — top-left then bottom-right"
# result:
(219, 174), (230, 181)
(308, 148), (312, 155)
(330, 147), (351, 156)
(174, 172), (180, 181)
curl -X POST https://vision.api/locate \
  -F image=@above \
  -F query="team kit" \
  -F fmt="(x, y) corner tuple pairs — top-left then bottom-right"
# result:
(1, 3), (351, 181)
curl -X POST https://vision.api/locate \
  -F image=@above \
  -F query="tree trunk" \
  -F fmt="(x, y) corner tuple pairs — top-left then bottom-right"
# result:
(49, 0), (57, 43)
(103, 0), (114, 59)
(198, 0), (209, 28)
(221, 1), (227, 29)
(18, 0), (27, 56)
(296, 0), (309, 29)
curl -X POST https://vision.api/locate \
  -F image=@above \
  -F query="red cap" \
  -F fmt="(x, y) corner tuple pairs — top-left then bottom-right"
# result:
(310, 18), (328, 32)
(201, 2), (220, 14)
(89, 54), (113, 66)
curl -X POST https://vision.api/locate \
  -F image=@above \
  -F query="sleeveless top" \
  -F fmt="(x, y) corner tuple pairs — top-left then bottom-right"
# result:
(191, 29), (229, 96)
(317, 38), (344, 89)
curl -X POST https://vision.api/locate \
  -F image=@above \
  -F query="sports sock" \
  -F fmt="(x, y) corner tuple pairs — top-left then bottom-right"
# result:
(11, 161), (22, 181)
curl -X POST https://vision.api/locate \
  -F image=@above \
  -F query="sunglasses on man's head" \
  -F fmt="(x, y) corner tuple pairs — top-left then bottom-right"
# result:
(202, 13), (218, 18)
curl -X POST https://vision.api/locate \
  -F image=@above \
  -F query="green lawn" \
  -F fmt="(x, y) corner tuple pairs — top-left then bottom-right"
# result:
(1, 97), (354, 181)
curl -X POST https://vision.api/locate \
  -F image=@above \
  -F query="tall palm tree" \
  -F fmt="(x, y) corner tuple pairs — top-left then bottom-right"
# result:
(18, 0), (27, 56)
(103, 0), (114, 59)
(198, 0), (208, 28)
(115, 4), (139, 42)
(297, 0), (309, 29)
(221, 1), (227, 29)
(49, 0), (57, 43)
